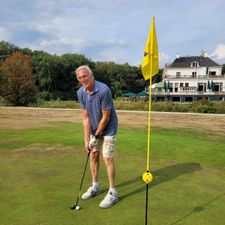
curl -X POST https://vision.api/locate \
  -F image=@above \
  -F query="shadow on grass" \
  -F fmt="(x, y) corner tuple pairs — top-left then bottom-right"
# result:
(118, 162), (202, 200)
(170, 192), (225, 225)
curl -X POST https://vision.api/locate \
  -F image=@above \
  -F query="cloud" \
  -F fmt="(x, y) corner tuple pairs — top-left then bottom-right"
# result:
(25, 36), (131, 64)
(159, 52), (171, 68)
(1, 0), (225, 67)
(26, 37), (89, 54)
(0, 27), (9, 40)
(209, 44), (225, 63)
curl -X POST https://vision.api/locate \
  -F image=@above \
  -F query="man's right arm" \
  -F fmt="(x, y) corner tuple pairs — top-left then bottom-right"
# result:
(82, 110), (91, 152)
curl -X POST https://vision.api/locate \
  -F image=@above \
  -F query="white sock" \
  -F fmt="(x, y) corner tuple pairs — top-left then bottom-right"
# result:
(92, 182), (99, 189)
(109, 188), (117, 195)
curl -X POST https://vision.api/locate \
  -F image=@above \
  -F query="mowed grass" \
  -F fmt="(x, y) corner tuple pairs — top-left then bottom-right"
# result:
(0, 121), (225, 225)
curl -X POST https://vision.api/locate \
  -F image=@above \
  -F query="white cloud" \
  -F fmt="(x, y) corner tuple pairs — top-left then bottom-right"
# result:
(0, 26), (9, 40)
(159, 52), (171, 68)
(1, 0), (225, 66)
(210, 44), (225, 63)
(26, 36), (131, 61)
(27, 37), (89, 54)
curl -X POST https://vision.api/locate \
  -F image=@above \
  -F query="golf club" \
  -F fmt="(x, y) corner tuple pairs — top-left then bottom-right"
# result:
(70, 149), (91, 210)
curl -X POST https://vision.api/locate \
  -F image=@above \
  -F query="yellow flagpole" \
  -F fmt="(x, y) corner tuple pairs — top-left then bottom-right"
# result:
(142, 16), (158, 184)
(146, 57), (153, 172)
(142, 16), (158, 225)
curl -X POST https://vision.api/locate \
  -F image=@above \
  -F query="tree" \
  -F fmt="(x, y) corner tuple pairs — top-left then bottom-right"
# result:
(55, 54), (94, 100)
(222, 64), (225, 75)
(94, 62), (127, 97)
(152, 68), (163, 83)
(0, 51), (37, 105)
(0, 41), (162, 99)
(31, 52), (93, 100)
(0, 41), (19, 65)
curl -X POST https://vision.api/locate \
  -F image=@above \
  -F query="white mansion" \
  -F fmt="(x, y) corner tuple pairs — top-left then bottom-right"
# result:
(152, 53), (225, 102)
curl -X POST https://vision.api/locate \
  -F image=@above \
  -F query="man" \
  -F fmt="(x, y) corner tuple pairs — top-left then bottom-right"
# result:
(75, 65), (119, 208)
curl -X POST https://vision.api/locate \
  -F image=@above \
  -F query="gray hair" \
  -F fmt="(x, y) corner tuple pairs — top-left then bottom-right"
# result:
(75, 65), (93, 76)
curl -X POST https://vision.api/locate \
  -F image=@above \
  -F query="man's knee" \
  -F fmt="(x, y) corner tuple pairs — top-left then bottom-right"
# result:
(90, 151), (100, 162)
(103, 157), (114, 167)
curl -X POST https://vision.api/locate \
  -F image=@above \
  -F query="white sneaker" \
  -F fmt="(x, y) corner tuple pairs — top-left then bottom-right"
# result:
(99, 191), (119, 208)
(81, 186), (100, 200)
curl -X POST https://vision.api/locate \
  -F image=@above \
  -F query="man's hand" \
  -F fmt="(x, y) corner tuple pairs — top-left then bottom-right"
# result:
(85, 146), (91, 154)
(88, 135), (100, 149)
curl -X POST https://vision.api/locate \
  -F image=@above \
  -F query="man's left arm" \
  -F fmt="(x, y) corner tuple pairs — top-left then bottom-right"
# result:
(88, 110), (111, 149)
(95, 110), (111, 136)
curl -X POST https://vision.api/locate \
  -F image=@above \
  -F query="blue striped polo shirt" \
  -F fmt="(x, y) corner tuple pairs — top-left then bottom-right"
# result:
(77, 80), (118, 136)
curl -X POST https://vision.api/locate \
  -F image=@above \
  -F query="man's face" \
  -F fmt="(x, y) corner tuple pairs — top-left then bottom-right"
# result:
(76, 68), (94, 90)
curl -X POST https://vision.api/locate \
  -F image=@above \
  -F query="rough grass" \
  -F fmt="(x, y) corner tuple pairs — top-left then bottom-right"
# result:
(0, 122), (225, 225)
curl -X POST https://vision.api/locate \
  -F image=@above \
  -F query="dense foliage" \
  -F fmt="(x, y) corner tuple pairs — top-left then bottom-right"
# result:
(0, 41), (163, 105)
(1, 51), (37, 105)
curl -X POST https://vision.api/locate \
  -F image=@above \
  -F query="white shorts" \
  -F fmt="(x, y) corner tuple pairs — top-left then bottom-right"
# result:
(91, 135), (116, 158)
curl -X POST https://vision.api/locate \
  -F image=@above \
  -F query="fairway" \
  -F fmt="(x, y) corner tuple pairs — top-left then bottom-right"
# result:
(0, 107), (225, 225)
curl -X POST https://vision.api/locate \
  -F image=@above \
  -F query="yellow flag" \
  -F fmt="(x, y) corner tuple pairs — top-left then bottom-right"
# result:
(141, 17), (159, 80)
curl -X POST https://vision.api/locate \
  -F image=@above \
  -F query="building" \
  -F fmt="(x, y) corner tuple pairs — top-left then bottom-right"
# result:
(152, 52), (225, 102)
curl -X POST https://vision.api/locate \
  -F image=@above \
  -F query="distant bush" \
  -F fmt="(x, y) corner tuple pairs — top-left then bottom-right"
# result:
(29, 99), (81, 109)
(152, 100), (225, 114)
(114, 99), (148, 111)
(1, 97), (225, 114)
(37, 91), (53, 101)
(114, 99), (225, 114)
(0, 96), (7, 106)
(151, 102), (189, 112)
(190, 100), (216, 113)
(214, 101), (225, 113)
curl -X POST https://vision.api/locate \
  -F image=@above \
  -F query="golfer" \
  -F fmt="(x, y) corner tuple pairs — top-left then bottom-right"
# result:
(75, 65), (119, 208)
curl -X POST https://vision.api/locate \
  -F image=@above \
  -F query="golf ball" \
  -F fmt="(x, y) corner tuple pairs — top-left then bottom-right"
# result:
(75, 205), (80, 210)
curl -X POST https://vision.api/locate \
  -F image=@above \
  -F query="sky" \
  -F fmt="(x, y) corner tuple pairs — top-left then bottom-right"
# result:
(0, 0), (225, 68)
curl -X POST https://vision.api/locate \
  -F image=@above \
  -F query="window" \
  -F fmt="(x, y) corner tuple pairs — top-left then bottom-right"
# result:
(175, 83), (178, 92)
(209, 71), (216, 76)
(192, 72), (197, 78)
(191, 61), (199, 67)
(198, 84), (203, 92)
(180, 83), (184, 87)
(185, 97), (193, 102)
(176, 72), (181, 78)
(185, 83), (189, 87)
(169, 83), (173, 92)
(172, 97), (180, 101)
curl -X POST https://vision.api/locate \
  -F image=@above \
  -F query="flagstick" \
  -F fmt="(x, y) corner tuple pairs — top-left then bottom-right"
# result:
(142, 16), (157, 225)
(145, 183), (149, 225)
(147, 16), (155, 172)
(147, 75), (153, 172)
(145, 54), (153, 225)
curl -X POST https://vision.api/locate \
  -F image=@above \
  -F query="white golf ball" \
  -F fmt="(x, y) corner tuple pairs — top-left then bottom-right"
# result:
(75, 205), (80, 210)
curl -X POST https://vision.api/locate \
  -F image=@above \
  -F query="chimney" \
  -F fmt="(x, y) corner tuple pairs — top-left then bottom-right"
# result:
(176, 53), (180, 59)
(200, 50), (208, 57)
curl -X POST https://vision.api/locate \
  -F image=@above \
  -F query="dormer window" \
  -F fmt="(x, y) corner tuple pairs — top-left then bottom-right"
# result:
(191, 61), (199, 67)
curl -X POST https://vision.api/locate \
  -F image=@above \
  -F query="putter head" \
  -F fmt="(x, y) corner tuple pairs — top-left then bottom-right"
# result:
(70, 203), (77, 210)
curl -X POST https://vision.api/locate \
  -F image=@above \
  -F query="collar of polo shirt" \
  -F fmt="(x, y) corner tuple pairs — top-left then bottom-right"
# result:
(85, 81), (99, 95)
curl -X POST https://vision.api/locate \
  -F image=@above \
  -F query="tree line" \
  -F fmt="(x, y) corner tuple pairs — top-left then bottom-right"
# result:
(0, 41), (163, 105)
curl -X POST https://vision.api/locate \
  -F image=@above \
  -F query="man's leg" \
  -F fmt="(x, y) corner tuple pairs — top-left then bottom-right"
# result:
(99, 136), (119, 208)
(90, 151), (100, 183)
(81, 151), (100, 200)
(103, 157), (115, 188)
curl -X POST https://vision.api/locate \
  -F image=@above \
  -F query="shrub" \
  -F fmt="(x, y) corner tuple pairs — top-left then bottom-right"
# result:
(0, 51), (37, 106)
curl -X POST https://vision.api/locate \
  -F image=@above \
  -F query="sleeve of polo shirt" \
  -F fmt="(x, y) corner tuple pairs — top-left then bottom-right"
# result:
(77, 89), (86, 110)
(100, 87), (113, 110)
